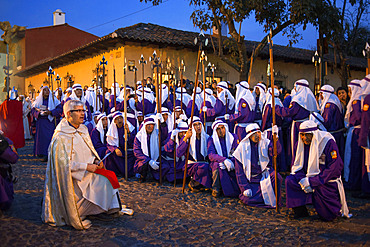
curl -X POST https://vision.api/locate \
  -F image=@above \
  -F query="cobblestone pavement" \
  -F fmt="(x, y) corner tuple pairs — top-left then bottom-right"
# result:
(0, 140), (369, 246)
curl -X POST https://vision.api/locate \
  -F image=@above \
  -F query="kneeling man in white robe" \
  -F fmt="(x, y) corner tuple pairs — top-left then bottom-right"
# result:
(42, 100), (123, 230)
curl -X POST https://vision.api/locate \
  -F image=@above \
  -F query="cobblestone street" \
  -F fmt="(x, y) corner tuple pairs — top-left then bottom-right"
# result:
(0, 140), (369, 246)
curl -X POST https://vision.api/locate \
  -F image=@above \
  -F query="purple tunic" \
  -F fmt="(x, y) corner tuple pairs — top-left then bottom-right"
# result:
(322, 103), (345, 159)
(185, 100), (200, 119)
(358, 95), (370, 193)
(235, 140), (282, 208)
(0, 137), (19, 210)
(163, 134), (188, 182)
(105, 126), (136, 177)
(275, 102), (310, 166)
(254, 96), (262, 122)
(285, 139), (343, 221)
(31, 99), (62, 156)
(90, 127), (108, 159)
(345, 100), (363, 191)
(200, 101), (217, 135)
(229, 99), (256, 141)
(207, 134), (240, 197)
(136, 99), (156, 116)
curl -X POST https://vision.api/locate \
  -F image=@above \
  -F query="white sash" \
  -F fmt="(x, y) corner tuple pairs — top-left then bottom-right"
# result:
(343, 125), (361, 182)
(328, 177), (352, 218)
(260, 170), (276, 207)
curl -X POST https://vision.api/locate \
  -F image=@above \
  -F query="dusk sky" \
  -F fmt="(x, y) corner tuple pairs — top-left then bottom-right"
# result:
(2, 0), (320, 50)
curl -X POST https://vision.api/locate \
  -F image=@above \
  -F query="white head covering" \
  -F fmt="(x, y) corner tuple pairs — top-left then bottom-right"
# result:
(309, 112), (327, 131)
(32, 85), (60, 122)
(106, 111), (134, 147)
(232, 123), (270, 181)
(135, 117), (159, 161)
(211, 120), (234, 157)
(136, 87), (155, 104)
(188, 116), (208, 161)
(85, 87), (96, 109)
(69, 84), (86, 104)
(192, 87), (203, 110)
(291, 79), (318, 112)
(235, 81), (255, 113)
(63, 87), (72, 102)
(176, 87), (191, 107)
(96, 113), (109, 143)
(9, 86), (17, 100)
(345, 80), (363, 123)
(360, 74), (370, 97)
(217, 81), (235, 111)
(161, 84), (169, 105)
(105, 91), (111, 101)
(291, 120), (334, 177)
(253, 83), (267, 112)
(111, 82), (120, 97)
(202, 88), (216, 107)
(263, 87), (283, 116)
(172, 121), (189, 161)
(319, 85), (343, 114)
(54, 88), (64, 101)
(161, 107), (174, 133)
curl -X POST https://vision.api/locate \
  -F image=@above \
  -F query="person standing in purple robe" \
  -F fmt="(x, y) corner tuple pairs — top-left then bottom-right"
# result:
(105, 112), (136, 178)
(199, 88), (217, 135)
(90, 113), (109, 159)
(135, 86), (156, 116)
(233, 123), (282, 208)
(207, 120), (240, 198)
(357, 75), (370, 197)
(163, 121), (190, 182)
(285, 120), (350, 221)
(186, 86), (202, 118)
(175, 87), (191, 112)
(0, 133), (19, 213)
(262, 88), (287, 172)
(227, 81), (256, 141)
(160, 84), (173, 112)
(31, 86), (62, 161)
(97, 88), (110, 115)
(276, 79), (318, 167)
(319, 85), (345, 159)
(65, 84), (93, 133)
(108, 82), (120, 112)
(253, 83), (267, 126)
(133, 117), (169, 182)
(343, 80), (364, 191)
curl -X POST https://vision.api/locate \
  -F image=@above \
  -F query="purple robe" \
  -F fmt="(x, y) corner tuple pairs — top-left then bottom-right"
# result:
(0, 137), (19, 210)
(105, 126), (136, 177)
(286, 139), (343, 221)
(358, 94), (370, 193)
(31, 99), (62, 156)
(229, 99), (256, 141)
(163, 134), (188, 182)
(90, 127), (108, 159)
(235, 140), (282, 208)
(187, 138), (212, 188)
(200, 101), (216, 136)
(322, 103), (345, 159)
(345, 100), (363, 191)
(206, 98), (234, 131)
(136, 99), (156, 116)
(207, 134), (240, 197)
(133, 129), (169, 181)
(97, 95), (110, 115)
(254, 96), (262, 123)
(275, 102), (310, 166)
(185, 100), (200, 119)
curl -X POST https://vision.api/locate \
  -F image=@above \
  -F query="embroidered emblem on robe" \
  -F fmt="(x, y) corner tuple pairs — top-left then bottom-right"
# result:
(325, 103), (330, 108)
(331, 150), (337, 159)
(242, 103), (247, 108)
(363, 104), (369, 112)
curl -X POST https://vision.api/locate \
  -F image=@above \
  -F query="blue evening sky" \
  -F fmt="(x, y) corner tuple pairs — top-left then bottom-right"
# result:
(1, 0), (319, 50)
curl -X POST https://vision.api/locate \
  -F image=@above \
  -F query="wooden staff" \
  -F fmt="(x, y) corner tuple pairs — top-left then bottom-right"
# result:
(268, 29), (279, 213)
(139, 55), (146, 116)
(173, 83), (177, 187)
(180, 60), (184, 111)
(47, 66), (56, 126)
(201, 52), (207, 127)
(248, 48), (255, 83)
(113, 64), (117, 109)
(182, 49), (202, 193)
(123, 61), (128, 180)
(100, 56), (107, 113)
(159, 66), (163, 185)
(225, 92), (228, 114)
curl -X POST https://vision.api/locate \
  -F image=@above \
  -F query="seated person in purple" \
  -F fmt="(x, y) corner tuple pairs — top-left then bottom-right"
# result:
(233, 123), (282, 208)
(186, 116), (212, 191)
(134, 117), (169, 182)
(276, 79), (318, 165)
(200, 88), (217, 135)
(0, 133), (19, 212)
(31, 86), (62, 161)
(135, 86), (156, 116)
(319, 85), (345, 159)
(186, 87), (202, 118)
(65, 84), (93, 133)
(252, 82), (267, 126)
(285, 120), (350, 221)
(90, 113), (109, 159)
(160, 84), (173, 111)
(226, 81), (256, 141)
(163, 121), (190, 183)
(105, 111), (136, 178)
(175, 87), (191, 112)
(109, 82), (120, 112)
(208, 120), (240, 198)
(262, 88), (287, 172)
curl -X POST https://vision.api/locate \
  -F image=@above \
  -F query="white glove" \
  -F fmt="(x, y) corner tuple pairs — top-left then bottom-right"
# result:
(224, 114), (230, 120)
(179, 114), (188, 121)
(223, 158), (234, 171)
(298, 177), (310, 190)
(149, 160), (159, 170)
(303, 186), (313, 193)
(272, 125), (279, 137)
(156, 113), (164, 123)
(243, 189), (252, 197)
(219, 162), (226, 169)
(170, 130), (178, 140)
(202, 106), (207, 112)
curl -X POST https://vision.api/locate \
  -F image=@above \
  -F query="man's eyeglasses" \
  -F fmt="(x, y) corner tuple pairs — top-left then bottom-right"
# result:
(70, 109), (86, 113)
